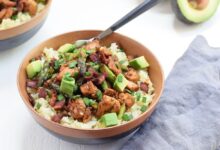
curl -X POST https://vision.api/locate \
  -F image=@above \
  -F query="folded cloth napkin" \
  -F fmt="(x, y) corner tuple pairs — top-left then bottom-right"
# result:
(121, 36), (220, 150)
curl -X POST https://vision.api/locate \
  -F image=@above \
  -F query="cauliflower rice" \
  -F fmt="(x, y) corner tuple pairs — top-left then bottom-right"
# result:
(0, 3), (45, 30)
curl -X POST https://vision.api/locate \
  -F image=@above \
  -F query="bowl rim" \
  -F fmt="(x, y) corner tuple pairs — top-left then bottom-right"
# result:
(17, 30), (164, 132)
(0, 0), (52, 40)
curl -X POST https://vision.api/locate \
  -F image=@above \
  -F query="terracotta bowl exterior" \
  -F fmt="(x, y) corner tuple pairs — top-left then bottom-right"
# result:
(17, 30), (164, 144)
(0, 0), (52, 50)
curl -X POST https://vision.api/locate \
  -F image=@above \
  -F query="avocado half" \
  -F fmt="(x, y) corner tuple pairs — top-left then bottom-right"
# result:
(172, 0), (220, 24)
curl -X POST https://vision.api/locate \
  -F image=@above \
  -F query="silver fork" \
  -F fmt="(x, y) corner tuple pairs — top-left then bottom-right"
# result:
(75, 0), (159, 47)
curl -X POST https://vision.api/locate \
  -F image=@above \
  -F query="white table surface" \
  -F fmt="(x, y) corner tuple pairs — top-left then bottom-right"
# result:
(0, 0), (220, 149)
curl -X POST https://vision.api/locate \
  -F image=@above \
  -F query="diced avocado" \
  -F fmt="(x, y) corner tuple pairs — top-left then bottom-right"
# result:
(101, 113), (118, 127)
(58, 43), (76, 53)
(60, 74), (76, 96)
(101, 81), (109, 90)
(172, 0), (220, 24)
(26, 60), (42, 79)
(116, 52), (129, 70)
(100, 65), (116, 83)
(129, 56), (149, 69)
(118, 103), (126, 119)
(113, 74), (128, 92)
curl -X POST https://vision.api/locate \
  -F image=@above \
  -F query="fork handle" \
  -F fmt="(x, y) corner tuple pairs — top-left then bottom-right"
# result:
(97, 0), (160, 39)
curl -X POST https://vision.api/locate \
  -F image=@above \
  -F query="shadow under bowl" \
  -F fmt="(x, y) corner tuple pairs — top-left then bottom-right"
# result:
(0, 0), (52, 51)
(17, 30), (164, 144)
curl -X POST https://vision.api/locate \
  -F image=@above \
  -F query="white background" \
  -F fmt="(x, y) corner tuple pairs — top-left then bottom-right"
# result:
(0, 0), (220, 149)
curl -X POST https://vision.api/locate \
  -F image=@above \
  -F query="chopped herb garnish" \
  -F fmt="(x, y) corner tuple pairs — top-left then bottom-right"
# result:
(35, 103), (42, 110)
(69, 61), (77, 68)
(64, 72), (74, 81)
(84, 72), (91, 76)
(64, 72), (71, 77)
(101, 81), (108, 90)
(30, 58), (36, 62)
(11, 15), (18, 20)
(54, 60), (60, 70)
(136, 92), (141, 101)
(90, 100), (97, 105)
(96, 90), (102, 101)
(89, 62), (96, 66)
(83, 97), (91, 106)
(142, 97), (147, 103)
(117, 75), (123, 82)
(86, 50), (93, 55)
(72, 95), (81, 99)
(140, 105), (147, 112)
(58, 94), (65, 101)
(89, 62), (100, 70)
(83, 97), (97, 107)
(92, 64), (100, 70)
(73, 72), (79, 78)
(122, 114), (133, 121)
(91, 102), (98, 109)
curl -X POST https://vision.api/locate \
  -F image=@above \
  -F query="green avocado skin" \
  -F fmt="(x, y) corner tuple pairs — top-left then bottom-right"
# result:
(171, 0), (220, 24)
(171, 0), (194, 24)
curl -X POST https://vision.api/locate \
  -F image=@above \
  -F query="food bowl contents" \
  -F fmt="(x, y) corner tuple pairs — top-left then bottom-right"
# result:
(0, 0), (46, 30)
(172, 0), (220, 24)
(25, 40), (154, 129)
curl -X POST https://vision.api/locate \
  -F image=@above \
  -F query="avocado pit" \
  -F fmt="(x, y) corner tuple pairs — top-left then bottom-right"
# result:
(189, 0), (209, 10)
(172, 0), (220, 24)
